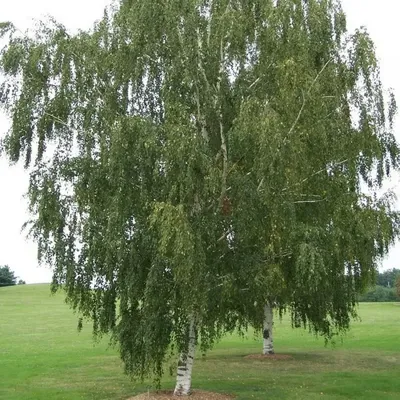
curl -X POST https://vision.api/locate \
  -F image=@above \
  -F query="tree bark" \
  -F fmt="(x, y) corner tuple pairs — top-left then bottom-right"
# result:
(174, 317), (196, 396)
(263, 303), (274, 355)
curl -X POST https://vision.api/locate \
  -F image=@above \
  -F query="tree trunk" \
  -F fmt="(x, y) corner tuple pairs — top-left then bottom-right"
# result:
(174, 317), (196, 396)
(263, 303), (274, 355)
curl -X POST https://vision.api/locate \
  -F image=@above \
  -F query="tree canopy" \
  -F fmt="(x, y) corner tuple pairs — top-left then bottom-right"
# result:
(1, 0), (399, 394)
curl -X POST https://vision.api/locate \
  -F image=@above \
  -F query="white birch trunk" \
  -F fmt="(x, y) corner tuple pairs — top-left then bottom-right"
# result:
(174, 317), (196, 396)
(263, 303), (274, 355)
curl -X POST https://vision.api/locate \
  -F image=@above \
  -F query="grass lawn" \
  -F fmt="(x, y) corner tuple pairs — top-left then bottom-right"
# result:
(1, 284), (399, 400)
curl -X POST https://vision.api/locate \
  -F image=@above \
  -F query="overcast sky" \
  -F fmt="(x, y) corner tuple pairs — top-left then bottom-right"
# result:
(0, 0), (399, 283)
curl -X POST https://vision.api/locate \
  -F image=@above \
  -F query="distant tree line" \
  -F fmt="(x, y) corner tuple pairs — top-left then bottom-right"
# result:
(358, 269), (400, 302)
(0, 265), (25, 287)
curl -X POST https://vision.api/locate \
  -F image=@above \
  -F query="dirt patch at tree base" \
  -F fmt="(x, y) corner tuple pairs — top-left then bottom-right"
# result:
(245, 354), (293, 361)
(128, 390), (235, 400)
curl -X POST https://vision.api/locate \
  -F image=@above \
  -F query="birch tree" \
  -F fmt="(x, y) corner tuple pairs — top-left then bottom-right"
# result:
(1, 0), (399, 395)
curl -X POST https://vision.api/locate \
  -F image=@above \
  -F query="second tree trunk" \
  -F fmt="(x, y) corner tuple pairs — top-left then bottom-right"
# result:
(263, 303), (274, 355)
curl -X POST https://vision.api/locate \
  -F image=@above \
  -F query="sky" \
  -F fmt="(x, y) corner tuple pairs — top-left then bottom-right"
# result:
(0, 0), (399, 283)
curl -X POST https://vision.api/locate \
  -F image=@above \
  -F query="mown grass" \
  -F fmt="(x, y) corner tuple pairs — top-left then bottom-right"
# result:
(1, 284), (399, 399)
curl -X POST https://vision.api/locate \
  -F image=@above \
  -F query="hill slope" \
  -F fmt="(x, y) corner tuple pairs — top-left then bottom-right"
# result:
(1, 284), (400, 399)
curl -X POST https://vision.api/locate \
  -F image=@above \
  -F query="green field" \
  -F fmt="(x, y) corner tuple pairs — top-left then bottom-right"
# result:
(1, 284), (399, 400)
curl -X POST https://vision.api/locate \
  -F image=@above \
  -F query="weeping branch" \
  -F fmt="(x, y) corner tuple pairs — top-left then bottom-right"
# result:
(282, 158), (349, 193)
(217, 37), (228, 207)
(285, 57), (333, 142)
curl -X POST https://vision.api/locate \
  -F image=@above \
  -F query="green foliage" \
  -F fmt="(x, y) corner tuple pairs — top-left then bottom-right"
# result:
(1, 0), (399, 386)
(358, 285), (398, 302)
(375, 268), (400, 288)
(0, 265), (17, 287)
(0, 22), (14, 38)
(395, 276), (400, 298)
(18, 279), (26, 285)
(358, 269), (400, 302)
